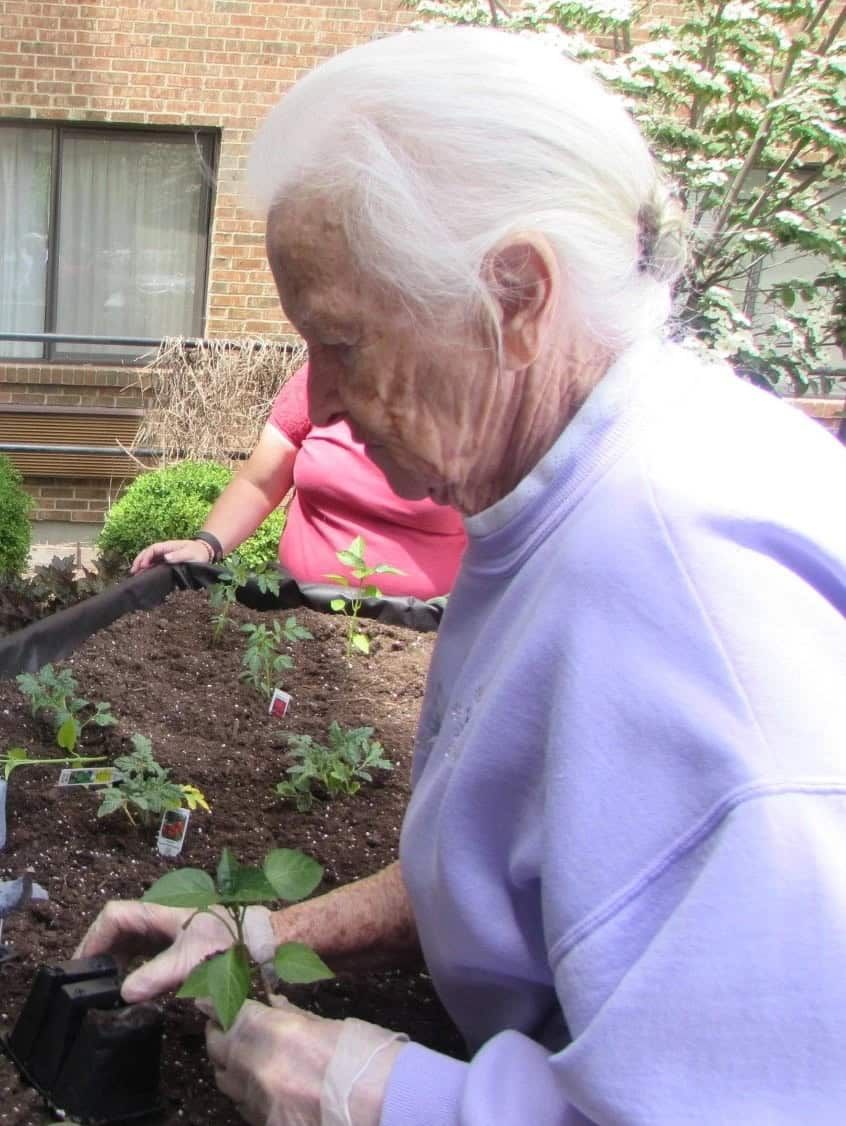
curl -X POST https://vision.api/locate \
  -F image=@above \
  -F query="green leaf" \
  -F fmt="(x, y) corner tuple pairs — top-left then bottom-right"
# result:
(263, 849), (323, 902)
(208, 945), (250, 1031)
(361, 585), (381, 599)
(351, 632), (370, 655)
(329, 598), (347, 612)
(216, 848), (240, 896)
(142, 869), (220, 909)
(273, 942), (334, 985)
(56, 716), (79, 752)
(336, 549), (361, 569)
(176, 956), (213, 1000)
(324, 573), (349, 586)
(3, 747), (29, 779)
(372, 564), (403, 575)
(97, 789), (126, 818)
(221, 866), (279, 904)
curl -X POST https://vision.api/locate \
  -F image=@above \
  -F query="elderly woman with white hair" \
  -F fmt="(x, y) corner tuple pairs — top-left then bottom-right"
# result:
(77, 27), (846, 1126)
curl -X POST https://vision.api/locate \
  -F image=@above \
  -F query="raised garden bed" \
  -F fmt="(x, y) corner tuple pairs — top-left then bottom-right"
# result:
(0, 572), (463, 1125)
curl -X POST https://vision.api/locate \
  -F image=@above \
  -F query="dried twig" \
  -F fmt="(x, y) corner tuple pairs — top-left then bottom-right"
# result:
(131, 338), (306, 467)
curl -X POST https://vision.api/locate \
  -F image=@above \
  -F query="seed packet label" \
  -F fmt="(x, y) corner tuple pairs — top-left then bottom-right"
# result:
(157, 808), (190, 857)
(268, 688), (292, 719)
(58, 767), (121, 787)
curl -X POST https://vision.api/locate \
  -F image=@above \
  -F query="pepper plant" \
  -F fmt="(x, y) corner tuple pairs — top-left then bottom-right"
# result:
(326, 535), (404, 655)
(96, 735), (210, 826)
(142, 846), (334, 1030)
(240, 616), (313, 700)
(16, 664), (117, 752)
(209, 554), (282, 644)
(276, 722), (395, 812)
(404, 0), (845, 393)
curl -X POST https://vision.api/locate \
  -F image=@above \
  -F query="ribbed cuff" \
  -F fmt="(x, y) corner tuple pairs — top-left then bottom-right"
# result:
(379, 1042), (467, 1126)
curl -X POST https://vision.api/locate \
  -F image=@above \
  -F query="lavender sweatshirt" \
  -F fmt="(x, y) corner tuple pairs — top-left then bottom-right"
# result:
(381, 338), (846, 1125)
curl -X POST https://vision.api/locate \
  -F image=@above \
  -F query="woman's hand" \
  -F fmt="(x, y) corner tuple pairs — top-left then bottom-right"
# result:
(204, 996), (405, 1126)
(130, 539), (213, 574)
(74, 901), (275, 1002)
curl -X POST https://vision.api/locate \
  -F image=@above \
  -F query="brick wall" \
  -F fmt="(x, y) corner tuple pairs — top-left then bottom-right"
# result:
(0, 0), (410, 523)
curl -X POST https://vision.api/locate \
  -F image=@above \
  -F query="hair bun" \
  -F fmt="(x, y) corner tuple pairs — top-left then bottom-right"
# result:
(637, 185), (687, 284)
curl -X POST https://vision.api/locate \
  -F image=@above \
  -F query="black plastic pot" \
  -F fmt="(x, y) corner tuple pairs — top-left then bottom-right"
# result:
(0, 561), (444, 680)
(3, 954), (163, 1123)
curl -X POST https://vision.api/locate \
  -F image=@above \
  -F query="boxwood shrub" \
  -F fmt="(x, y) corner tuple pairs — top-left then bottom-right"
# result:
(0, 455), (33, 578)
(98, 460), (285, 570)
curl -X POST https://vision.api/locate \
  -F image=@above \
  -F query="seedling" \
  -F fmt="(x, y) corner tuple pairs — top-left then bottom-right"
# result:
(325, 535), (403, 655)
(96, 735), (210, 827)
(142, 846), (334, 1030)
(275, 722), (394, 812)
(209, 554), (281, 644)
(16, 664), (117, 752)
(240, 616), (313, 700)
(1, 746), (105, 779)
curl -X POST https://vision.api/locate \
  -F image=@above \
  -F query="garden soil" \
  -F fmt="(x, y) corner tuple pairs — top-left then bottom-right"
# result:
(0, 589), (465, 1125)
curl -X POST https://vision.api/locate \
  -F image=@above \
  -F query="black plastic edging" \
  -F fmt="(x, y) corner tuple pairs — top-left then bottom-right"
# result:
(0, 563), (444, 681)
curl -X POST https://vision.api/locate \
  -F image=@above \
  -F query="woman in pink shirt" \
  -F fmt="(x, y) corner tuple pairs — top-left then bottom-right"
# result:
(131, 364), (466, 600)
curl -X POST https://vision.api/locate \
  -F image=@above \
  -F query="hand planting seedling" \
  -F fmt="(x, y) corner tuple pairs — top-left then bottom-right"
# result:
(16, 663), (117, 753)
(325, 535), (404, 655)
(276, 722), (394, 812)
(142, 846), (334, 1029)
(96, 735), (209, 826)
(208, 554), (281, 643)
(240, 616), (313, 700)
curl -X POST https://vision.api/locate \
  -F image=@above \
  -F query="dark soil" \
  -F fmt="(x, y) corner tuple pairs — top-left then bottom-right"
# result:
(0, 589), (465, 1125)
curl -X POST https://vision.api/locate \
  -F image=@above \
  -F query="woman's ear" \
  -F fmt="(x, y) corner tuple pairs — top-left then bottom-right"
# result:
(486, 237), (559, 369)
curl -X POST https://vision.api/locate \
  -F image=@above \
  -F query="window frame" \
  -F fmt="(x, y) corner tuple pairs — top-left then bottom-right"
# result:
(0, 119), (218, 365)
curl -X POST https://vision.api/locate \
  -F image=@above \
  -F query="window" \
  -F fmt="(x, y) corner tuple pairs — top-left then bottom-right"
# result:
(0, 123), (216, 363)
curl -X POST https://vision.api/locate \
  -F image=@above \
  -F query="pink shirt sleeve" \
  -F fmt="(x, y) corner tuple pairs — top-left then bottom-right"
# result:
(268, 364), (311, 448)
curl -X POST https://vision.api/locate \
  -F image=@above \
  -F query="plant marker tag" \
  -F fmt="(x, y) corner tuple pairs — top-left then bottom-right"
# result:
(58, 767), (122, 787)
(157, 809), (190, 857)
(268, 688), (292, 719)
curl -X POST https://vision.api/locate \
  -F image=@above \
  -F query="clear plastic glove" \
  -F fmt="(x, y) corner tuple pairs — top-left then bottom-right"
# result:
(203, 995), (407, 1126)
(74, 900), (275, 1003)
(130, 539), (213, 574)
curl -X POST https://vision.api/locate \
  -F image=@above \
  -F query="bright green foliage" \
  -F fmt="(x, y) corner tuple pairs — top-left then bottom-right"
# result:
(142, 846), (333, 1030)
(0, 455), (33, 579)
(1, 746), (105, 780)
(16, 664), (117, 753)
(240, 616), (313, 699)
(404, 0), (845, 392)
(97, 461), (286, 569)
(326, 535), (404, 656)
(208, 554), (282, 643)
(96, 734), (210, 825)
(276, 722), (394, 812)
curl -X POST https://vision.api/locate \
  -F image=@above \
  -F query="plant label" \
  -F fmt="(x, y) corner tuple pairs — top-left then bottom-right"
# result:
(157, 809), (190, 858)
(269, 688), (292, 719)
(58, 767), (122, 788)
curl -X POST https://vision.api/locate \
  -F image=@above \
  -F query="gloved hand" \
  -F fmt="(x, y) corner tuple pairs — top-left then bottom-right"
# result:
(74, 900), (276, 1003)
(203, 994), (407, 1126)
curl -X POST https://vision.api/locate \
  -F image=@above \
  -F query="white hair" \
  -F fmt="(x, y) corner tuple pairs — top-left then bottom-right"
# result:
(247, 27), (686, 351)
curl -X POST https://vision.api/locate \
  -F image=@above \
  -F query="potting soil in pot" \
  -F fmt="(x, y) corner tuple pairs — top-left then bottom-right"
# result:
(0, 588), (465, 1125)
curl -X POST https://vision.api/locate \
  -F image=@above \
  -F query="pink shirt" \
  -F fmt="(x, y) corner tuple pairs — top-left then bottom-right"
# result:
(268, 365), (466, 599)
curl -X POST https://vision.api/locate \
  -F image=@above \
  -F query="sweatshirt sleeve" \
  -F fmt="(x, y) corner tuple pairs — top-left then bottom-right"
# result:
(381, 788), (846, 1125)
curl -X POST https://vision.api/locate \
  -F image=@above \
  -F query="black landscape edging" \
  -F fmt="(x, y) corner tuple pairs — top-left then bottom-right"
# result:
(0, 563), (444, 681)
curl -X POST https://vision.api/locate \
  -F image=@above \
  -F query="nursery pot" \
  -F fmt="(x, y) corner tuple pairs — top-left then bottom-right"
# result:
(3, 954), (163, 1124)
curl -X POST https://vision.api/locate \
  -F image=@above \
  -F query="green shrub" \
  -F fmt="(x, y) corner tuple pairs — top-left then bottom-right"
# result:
(0, 455), (33, 578)
(98, 460), (285, 569)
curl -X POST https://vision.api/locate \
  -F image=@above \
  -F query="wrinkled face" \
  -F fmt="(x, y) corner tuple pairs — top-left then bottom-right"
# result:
(265, 202), (502, 511)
